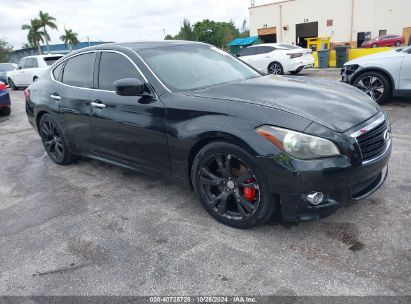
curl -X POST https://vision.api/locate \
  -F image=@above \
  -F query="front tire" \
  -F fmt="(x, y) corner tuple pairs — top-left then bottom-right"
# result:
(39, 114), (77, 165)
(395, 41), (401, 47)
(268, 62), (284, 75)
(0, 106), (11, 116)
(353, 71), (391, 104)
(191, 141), (276, 229)
(8, 78), (18, 90)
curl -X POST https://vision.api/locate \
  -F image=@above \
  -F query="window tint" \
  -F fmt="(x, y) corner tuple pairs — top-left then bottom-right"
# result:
(238, 47), (255, 56)
(53, 62), (64, 81)
(62, 53), (95, 88)
(255, 46), (275, 54)
(44, 56), (63, 66)
(98, 52), (141, 91)
(31, 58), (39, 68)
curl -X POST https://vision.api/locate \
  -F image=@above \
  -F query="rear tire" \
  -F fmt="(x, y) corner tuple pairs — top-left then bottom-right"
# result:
(395, 41), (401, 47)
(38, 114), (78, 165)
(0, 106), (11, 116)
(8, 78), (18, 90)
(191, 141), (276, 229)
(268, 62), (284, 75)
(353, 71), (391, 104)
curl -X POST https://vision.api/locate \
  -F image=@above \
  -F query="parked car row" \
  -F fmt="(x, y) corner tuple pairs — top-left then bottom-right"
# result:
(24, 41), (391, 228)
(6, 54), (63, 90)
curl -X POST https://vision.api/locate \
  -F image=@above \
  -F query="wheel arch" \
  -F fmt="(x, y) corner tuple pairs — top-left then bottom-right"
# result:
(35, 110), (51, 131)
(187, 132), (258, 188)
(351, 67), (395, 93)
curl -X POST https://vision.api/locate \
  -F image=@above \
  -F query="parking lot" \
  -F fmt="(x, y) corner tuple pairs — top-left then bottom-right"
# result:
(0, 71), (410, 296)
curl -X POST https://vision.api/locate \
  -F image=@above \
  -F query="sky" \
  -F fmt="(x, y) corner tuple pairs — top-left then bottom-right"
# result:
(0, 0), (275, 50)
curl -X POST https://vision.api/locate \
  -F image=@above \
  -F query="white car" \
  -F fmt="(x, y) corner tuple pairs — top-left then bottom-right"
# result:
(237, 43), (314, 75)
(341, 45), (411, 104)
(7, 54), (63, 90)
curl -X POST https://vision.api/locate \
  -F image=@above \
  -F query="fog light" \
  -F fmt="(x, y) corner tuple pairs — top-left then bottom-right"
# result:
(306, 192), (324, 205)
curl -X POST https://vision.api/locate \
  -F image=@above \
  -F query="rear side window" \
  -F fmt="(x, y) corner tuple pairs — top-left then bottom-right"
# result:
(44, 56), (63, 66)
(30, 58), (39, 68)
(98, 52), (141, 91)
(238, 47), (255, 57)
(62, 53), (95, 88)
(53, 63), (64, 81)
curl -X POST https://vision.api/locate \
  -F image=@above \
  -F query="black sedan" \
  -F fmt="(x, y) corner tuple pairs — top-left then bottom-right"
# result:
(25, 41), (391, 228)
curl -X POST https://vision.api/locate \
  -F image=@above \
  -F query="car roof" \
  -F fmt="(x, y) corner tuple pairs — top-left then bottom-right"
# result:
(23, 54), (65, 59)
(62, 40), (206, 55)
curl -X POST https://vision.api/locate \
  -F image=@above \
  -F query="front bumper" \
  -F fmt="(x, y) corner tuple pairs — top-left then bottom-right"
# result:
(256, 145), (391, 222)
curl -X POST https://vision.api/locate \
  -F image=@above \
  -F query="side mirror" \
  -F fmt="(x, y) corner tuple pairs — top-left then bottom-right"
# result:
(114, 78), (150, 97)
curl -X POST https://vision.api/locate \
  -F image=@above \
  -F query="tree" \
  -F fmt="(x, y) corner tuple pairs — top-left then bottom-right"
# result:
(193, 19), (240, 48)
(60, 28), (80, 51)
(0, 38), (13, 62)
(240, 19), (250, 38)
(21, 19), (45, 55)
(38, 11), (58, 54)
(175, 19), (195, 40)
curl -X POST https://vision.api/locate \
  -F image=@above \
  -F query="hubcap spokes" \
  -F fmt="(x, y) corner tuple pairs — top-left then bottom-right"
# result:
(270, 64), (282, 75)
(356, 76), (384, 102)
(199, 154), (260, 219)
(41, 120), (64, 161)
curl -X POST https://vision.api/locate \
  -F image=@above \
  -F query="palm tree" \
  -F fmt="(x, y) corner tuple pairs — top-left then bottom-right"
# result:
(21, 19), (45, 55)
(60, 28), (80, 51)
(38, 11), (58, 54)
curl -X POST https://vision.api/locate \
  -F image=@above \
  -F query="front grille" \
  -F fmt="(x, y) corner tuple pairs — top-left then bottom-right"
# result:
(356, 119), (389, 162)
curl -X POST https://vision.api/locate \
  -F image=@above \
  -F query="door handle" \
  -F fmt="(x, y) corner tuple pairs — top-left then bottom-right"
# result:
(50, 94), (61, 101)
(91, 100), (106, 108)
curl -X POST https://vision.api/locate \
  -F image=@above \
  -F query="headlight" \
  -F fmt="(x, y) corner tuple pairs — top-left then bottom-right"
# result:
(256, 126), (340, 160)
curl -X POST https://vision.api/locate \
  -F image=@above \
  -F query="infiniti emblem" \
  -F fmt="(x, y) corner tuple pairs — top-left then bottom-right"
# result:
(383, 130), (391, 142)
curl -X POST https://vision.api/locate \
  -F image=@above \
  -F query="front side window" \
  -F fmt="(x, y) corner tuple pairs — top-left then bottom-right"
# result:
(19, 58), (29, 69)
(62, 53), (95, 88)
(98, 52), (142, 91)
(139, 45), (260, 92)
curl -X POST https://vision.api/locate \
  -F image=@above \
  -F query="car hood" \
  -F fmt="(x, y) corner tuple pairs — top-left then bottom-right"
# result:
(345, 50), (403, 65)
(184, 75), (380, 133)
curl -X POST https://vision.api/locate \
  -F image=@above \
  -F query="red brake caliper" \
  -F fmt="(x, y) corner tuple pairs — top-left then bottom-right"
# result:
(243, 178), (256, 202)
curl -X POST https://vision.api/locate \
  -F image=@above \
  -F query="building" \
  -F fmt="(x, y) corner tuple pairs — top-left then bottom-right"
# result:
(9, 41), (111, 63)
(249, 0), (411, 48)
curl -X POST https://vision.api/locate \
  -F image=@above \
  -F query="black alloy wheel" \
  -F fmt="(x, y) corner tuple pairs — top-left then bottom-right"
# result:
(353, 71), (391, 104)
(268, 62), (284, 75)
(39, 114), (77, 165)
(192, 141), (276, 228)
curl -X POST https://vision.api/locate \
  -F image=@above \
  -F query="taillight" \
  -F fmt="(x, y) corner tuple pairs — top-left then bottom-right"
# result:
(287, 53), (303, 59)
(24, 88), (30, 101)
(0, 83), (6, 91)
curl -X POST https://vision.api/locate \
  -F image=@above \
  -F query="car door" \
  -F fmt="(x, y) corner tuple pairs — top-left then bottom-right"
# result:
(13, 58), (30, 85)
(399, 48), (411, 91)
(90, 51), (169, 171)
(50, 52), (96, 150)
(254, 46), (277, 72)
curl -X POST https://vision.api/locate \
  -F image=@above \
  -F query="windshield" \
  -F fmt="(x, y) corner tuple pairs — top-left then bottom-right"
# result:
(0, 63), (16, 72)
(138, 44), (260, 92)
